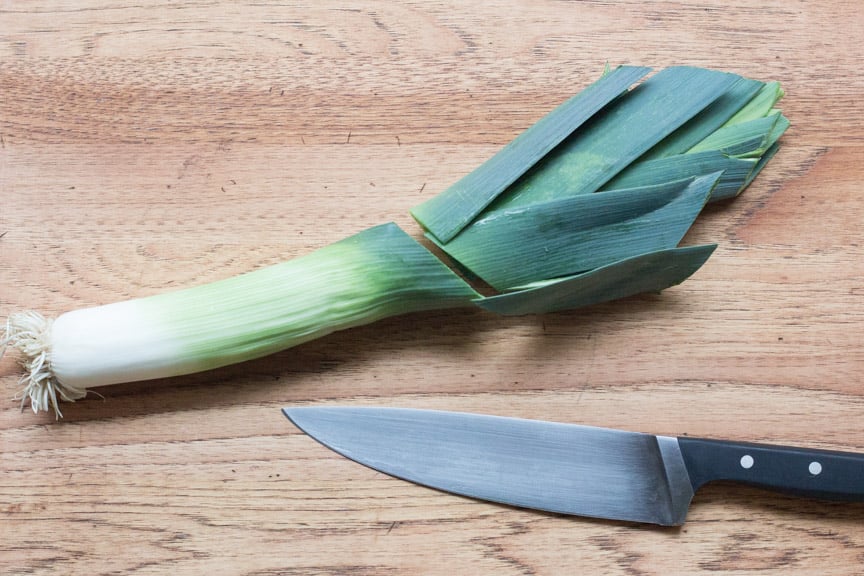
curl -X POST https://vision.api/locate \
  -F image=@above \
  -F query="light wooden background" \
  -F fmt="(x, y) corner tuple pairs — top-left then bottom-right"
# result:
(2, 2), (863, 574)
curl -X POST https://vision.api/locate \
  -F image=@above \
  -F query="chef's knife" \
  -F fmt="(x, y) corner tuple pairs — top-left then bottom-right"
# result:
(283, 406), (864, 526)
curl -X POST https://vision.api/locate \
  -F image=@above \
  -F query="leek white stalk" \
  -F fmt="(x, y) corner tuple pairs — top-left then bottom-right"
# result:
(1, 223), (478, 417)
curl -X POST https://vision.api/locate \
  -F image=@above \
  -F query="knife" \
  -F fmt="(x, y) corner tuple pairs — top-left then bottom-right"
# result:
(283, 406), (864, 526)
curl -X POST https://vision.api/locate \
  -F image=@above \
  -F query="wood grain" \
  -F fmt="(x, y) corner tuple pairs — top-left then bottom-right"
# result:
(2, 1), (863, 574)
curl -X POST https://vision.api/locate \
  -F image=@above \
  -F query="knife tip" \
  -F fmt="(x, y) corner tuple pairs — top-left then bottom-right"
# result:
(281, 405), (326, 431)
(281, 406), (304, 427)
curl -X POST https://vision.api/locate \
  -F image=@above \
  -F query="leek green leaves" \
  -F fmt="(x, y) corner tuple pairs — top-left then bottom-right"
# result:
(413, 65), (787, 314)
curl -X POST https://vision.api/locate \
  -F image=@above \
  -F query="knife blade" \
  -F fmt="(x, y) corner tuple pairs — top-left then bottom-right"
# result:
(283, 406), (864, 526)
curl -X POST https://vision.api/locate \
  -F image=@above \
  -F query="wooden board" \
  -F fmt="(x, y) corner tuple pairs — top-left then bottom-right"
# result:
(2, 2), (863, 574)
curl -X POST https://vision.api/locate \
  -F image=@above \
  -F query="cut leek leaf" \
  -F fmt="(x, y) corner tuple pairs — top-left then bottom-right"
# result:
(723, 81), (784, 127)
(603, 151), (757, 202)
(639, 76), (764, 161)
(434, 173), (718, 290)
(2, 223), (478, 417)
(689, 112), (789, 157)
(474, 245), (717, 316)
(411, 65), (651, 243)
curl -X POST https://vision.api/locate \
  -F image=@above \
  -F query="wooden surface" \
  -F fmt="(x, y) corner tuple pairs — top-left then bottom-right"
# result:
(2, 1), (863, 574)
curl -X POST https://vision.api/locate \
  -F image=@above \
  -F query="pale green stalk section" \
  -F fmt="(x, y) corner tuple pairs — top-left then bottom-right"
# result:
(87, 223), (470, 376)
(2, 223), (478, 417)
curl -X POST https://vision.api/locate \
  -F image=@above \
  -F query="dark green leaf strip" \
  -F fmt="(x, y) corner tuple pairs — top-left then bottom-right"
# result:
(474, 244), (717, 315)
(410, 65), (652, 243)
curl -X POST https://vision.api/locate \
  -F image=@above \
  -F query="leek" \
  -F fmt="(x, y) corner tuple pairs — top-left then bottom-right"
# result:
(2, 65), (787, 417)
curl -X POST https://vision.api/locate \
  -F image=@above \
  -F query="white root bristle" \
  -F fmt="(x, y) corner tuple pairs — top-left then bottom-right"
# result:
(1, 311), (87, 418)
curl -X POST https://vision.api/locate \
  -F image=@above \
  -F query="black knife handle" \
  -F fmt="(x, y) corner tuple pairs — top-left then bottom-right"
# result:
(677, 436), (864, 501)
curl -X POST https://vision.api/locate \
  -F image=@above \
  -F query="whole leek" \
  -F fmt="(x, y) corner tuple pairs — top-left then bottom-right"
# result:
(2, 65), (787, 417)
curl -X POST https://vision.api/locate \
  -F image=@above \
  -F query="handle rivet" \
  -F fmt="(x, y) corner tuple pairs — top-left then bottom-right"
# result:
(809, 461), (823, 476)
(740, 454), (755, 469)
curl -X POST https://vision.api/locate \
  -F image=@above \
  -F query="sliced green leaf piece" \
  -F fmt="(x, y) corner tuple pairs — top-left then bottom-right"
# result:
(639, 77), (764, 161)
(487, 66), (740, 212)
(603, 150), (757, 202)
(689, 113), (788, 157)
(474, 244), (717, 315)
(411, 65), (652, 244)
(436, 173), (719, 291)
(724, 81), (784, 126)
